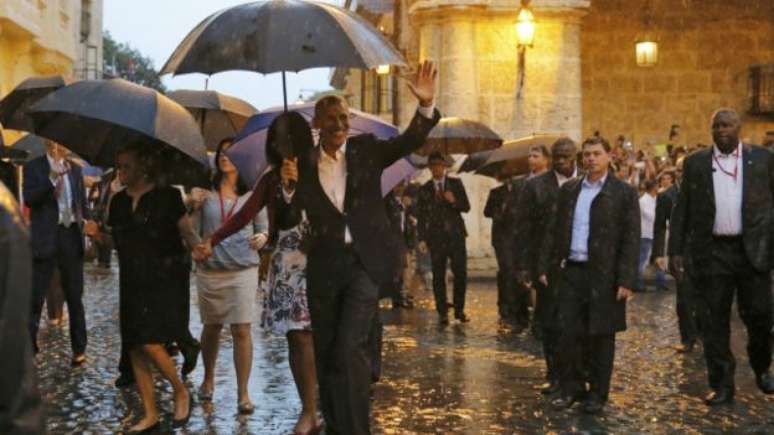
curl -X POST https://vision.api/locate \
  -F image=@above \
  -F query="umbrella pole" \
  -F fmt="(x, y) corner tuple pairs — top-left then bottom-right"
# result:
(282, 71), (288, 112)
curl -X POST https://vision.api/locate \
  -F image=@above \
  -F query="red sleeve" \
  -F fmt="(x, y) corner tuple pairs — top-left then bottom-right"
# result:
(210, 172), (276, 247)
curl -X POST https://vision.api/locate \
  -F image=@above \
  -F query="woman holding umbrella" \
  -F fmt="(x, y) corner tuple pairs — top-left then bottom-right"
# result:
(195, 112), (322, 434)
(99, 142), (201, 433)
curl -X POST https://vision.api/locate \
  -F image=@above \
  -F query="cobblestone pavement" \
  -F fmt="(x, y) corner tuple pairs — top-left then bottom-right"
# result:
(36, 263), (774, 434)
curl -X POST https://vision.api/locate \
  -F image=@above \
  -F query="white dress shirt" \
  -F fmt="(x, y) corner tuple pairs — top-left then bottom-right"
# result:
(284, 104), (436, 244)
(639, 192), (657, 240)
(569, 173), (607, 262)
(712, 143), (743, 236)
(47, 153), (74, 226)
(555, 167), (577, 187)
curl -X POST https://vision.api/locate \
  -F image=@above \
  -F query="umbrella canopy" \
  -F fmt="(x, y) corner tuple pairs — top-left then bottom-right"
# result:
(0, 75), (75, 132)
(227, 102), (398, 186)
(167, 89), (259, 151)
(160, 0), (406, 76)
(28, 79), (207, 169)
(8, 134), (103, 177)
(225, 105), (419, 196)
(419, 117), (502, 156)
(465, 134), (562, 178)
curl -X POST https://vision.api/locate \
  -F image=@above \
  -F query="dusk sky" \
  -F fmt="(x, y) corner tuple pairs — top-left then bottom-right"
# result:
(103, 0), (336, 110)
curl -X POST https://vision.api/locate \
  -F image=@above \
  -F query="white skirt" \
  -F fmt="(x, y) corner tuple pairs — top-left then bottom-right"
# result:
(196, 267), (259, 325)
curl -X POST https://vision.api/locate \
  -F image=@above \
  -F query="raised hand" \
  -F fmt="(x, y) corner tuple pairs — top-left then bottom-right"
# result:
(407, 60), (437, 107)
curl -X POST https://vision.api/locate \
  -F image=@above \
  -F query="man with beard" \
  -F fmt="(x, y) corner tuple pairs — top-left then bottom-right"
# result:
(669, 109), (774, 405)
(516, 138), (579, 395)
(538, 136), (639, 414)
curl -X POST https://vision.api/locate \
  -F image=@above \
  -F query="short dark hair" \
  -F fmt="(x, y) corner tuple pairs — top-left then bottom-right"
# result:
(265, 111), (314, 167)
(314, 95), (348, 119)
(212, 137), (249, 195)
(529, 144), (550, 159)
(658, 170), (676, 182)
(581, 136), (611, 153)
(116, 141), (159, 181)
(643, 179), (658, 191)
(551, 137), (577, 154)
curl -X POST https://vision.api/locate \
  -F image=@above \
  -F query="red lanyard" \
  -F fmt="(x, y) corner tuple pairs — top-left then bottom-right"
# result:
(218, 192), (239, 222)
(713, 146), (739, 181)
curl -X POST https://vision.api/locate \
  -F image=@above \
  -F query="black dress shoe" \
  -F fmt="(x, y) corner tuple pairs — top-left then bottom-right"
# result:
(582, 395), (605, 414)
(756, 372), (774, 394)
(172, 395), (192, 428)
(180, 341), (201, 378)
(114, 373), (135, 388)
(455, 313), (470, 323)
(540, 381), (561, 396)
(126, 421), (159, 434)
(551, 394), (581, 410)
(675, 341), (695, 353)
(439, 314), (450, 325)
(704, 389), (734, 406)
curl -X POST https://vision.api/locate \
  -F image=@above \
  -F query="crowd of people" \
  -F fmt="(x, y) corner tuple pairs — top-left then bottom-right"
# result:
(1, 57), (774, 435)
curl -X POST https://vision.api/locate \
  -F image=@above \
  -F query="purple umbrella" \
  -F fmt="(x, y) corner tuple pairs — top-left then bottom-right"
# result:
(226, 103), (421, 195)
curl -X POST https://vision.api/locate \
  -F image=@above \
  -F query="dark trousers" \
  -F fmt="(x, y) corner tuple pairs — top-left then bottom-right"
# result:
(534, 281), (560, 383)
(675, 273), (701, 345)
(30, 225), (87, 355)
(308, 248), (380, 435)
(429, 237), (467, 316)
(557, 263), (616, 400)
(494, 243), (516, 318)
(691, 237), (773, 392)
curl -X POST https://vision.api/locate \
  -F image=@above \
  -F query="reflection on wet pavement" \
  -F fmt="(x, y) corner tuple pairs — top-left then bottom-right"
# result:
(37, 265), (774, 433)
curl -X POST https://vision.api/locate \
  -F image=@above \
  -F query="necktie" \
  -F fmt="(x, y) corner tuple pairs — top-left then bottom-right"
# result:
(55, 169), (73, 227)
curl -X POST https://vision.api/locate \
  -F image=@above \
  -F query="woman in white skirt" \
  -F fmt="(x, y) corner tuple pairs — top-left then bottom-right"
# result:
(194, 138), (268, 414)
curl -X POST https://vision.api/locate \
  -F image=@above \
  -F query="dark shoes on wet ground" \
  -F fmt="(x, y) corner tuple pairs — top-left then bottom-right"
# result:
(581, 395), (605, 414)
(756, 372), (774, 394)
(114, 373), (135, 388)
(71, 353), (86, 367)
(704, 389), (734, 406)
(675, 340), (696, 353)
(539, 380), (561, 396)
(439, 314), (449, 325)
(455, 312), (470, 323)
(126, 421), (159, 434)
(551, 393), (582, 410)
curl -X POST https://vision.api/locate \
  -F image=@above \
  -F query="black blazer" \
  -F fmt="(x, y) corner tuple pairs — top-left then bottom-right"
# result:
(23, 155), (89, 259)
(515, 171), (564, 276)
(0, 183), (44, 434)
(652, 184), (678, 259)
(484, 178), (522, 248)
(277, 109), (441, 288)
(669, 145), (774, 273)
(417, 176), (470, 246)
(0, 161), (17, 200)
(539, 174), (640, 334)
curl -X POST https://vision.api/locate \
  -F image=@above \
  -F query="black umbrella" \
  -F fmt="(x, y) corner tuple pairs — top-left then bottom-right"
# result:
(0, 75), (75, 132)
(167, 89), (258, 151)
(28, 79), (209, 186)
(419, 117), (503, 156)
(160, 0), (406, 110)
(464, 134), (562, 178)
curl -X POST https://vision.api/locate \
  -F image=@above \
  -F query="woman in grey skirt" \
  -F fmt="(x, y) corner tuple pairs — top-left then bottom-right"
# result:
(194, 138), (268, 414)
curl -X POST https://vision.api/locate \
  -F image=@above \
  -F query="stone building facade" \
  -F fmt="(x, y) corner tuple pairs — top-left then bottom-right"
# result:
(0, 0), (103, 143)
(335, 0), (774, 259)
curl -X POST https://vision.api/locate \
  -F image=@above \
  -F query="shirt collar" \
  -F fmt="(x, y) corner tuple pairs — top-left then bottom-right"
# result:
(713, 142), (742, 158)
(320, 141), (347, 162)
(554, 167), (577, 180)
(46, 152), (67, 170)
(582, 172), (607, 189)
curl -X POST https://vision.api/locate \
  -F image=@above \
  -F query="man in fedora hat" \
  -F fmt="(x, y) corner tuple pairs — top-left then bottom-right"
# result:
(417, 152), (471, 324)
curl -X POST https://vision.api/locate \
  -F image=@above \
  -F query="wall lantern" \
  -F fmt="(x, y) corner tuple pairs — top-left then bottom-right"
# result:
(636, 41), (658, 67)
(376, 64), (391, 75)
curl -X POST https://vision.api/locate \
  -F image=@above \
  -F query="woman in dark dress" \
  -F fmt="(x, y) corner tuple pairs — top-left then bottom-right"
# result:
(106, 143), (200, 433)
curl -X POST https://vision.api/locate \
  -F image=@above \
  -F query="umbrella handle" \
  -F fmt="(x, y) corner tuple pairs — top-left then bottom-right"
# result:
(282, 71), (288, 112)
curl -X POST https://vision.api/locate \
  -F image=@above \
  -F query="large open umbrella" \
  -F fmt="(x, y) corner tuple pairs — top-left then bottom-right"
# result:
(226, 105), (421, 195)
(160, 0), (406, 110)
(462, 134), (562, 178)
(0, 75), (75, 132)
(28, 79), (209, 186)
(419, 117), (502, 156)
(167, 89), (258, 150)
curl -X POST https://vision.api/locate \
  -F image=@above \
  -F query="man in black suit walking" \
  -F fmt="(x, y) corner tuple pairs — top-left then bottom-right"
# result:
(669, 109), (774, 406)
(539, 137), (640, 414)
(417, 152), (471, 325)
(277, 61), (439, 435)
(516, 137), (579, 395)
(23, 139), (94, 366)
(384, 182), (413, 309)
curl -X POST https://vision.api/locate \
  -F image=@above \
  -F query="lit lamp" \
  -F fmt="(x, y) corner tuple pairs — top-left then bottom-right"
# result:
(376, 64), (391, 75)
(636, 41), (658, 67)
(515, 1), (534, 99)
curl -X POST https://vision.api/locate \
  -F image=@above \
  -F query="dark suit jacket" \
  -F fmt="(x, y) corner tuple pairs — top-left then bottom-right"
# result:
(277, 109), (441, 288)
(652, 184), (678, 259)
(515, 171), (563, 276)
(23, 155), (89, 259)
(0, 184), (44, 434)
(484, 178), (522, 249)
(417, 176), (470, 247)
(0, 161), (17, 200)
(669, 145), (774, 273)
(385, 194), (410, 249)
(538, 174), (640, 334)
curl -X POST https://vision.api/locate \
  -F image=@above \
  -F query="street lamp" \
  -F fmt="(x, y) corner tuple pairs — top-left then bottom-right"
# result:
(635, 41), (658, 67)
(516, 0), (534, 99)
(376, 64), (391, 75)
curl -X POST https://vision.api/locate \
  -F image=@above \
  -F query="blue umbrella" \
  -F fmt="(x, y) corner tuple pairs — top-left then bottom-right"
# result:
(226, 102), (420, 195)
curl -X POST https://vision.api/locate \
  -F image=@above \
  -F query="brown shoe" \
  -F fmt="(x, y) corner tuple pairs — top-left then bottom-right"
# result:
(71, 354), (86, 367)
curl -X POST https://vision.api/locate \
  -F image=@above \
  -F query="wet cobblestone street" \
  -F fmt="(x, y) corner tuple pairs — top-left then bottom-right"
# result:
(37, 263), (774, 434)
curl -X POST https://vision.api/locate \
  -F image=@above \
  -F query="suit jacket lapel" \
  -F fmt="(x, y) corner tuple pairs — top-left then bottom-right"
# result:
(700, 148), (716, 212)
(344, 143), (354, 213)
(742, 144), (752, 211)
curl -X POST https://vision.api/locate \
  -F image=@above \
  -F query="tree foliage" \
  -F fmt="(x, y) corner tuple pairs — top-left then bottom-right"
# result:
(103, 31), (166, 92)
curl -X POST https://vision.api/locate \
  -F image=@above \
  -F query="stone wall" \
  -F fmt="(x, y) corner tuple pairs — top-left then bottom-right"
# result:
(581, 0), (774, 146)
